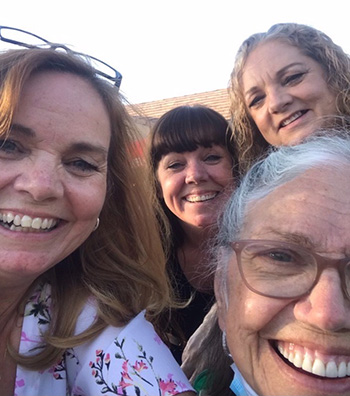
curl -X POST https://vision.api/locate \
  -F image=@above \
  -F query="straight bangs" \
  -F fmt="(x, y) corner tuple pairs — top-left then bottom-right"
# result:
(151, 105), (229, 166)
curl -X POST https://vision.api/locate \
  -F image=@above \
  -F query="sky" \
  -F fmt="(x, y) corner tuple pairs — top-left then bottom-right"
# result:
(1, 0), (350, 105)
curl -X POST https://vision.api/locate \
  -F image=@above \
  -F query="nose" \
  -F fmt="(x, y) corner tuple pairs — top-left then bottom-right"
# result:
(294, 268), (350, 331)
(267, 86), (292, 114)
(185, 160), (208, 184)
(14, 156), (64, 201)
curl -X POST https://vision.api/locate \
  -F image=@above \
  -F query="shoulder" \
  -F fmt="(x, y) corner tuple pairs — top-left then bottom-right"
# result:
(67, 311), (195, 396)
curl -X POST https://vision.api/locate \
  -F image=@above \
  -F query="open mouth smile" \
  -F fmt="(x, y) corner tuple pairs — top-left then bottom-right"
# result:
(274, 341), (350, 379)
(280, 110), (308, 128)
(185, 192), (218, 203)
(0, 212), (59, 232)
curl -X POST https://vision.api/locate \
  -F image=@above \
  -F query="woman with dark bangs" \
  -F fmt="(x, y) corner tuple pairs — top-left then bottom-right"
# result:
(148, 105), (238, 363)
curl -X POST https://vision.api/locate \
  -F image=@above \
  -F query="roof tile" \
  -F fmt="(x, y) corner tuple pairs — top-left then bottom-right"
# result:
(127, 88), (230, 120)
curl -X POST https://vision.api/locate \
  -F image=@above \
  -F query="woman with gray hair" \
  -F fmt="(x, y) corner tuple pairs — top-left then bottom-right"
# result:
(213, 132), (350, 395)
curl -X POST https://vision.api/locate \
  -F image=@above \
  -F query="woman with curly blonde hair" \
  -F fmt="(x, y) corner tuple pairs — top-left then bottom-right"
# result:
(229, 22), (350, 173)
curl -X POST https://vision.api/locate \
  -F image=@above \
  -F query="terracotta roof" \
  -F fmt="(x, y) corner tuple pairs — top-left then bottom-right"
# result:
(127, 88), (231, 121)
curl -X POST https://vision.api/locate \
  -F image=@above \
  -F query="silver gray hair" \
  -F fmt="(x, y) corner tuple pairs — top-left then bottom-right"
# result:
(214, 130), (350, 301)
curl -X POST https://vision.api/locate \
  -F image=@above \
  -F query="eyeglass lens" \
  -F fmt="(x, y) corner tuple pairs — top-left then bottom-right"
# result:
(237, 241), (349, 299)
(0, 26), (122, 88)
(0, 27), (49, 48)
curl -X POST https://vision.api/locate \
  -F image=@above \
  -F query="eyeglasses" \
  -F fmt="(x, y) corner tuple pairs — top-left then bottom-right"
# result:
(230, 239), (350, 299)
(0, 26), (122, 88)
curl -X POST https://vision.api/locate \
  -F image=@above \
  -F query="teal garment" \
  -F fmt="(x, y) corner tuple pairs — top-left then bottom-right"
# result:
(230, 363), (259, 396)
(193, 370), (211, 393)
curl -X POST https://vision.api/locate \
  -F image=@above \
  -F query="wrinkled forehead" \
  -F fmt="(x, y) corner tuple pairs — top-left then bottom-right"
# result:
(241, 167), (350, 249)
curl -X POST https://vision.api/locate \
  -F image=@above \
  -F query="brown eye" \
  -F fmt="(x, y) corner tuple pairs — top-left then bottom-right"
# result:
(249, 95), (265, 108)
(284, 72), (306, 86)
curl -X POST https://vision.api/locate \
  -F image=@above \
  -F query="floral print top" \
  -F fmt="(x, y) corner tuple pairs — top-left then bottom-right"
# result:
(15, 283), (195, 396)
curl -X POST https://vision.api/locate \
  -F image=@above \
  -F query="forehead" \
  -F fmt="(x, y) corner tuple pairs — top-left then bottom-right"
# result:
(242, 167), (350, 250)
(18, 71), (109, 127)
(241, 39), (320, 84)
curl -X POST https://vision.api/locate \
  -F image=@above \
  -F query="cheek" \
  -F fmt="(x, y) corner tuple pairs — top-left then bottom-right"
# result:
(69, 180), (107, 220)
(160, 177), (182, 201)
(212, 166), (235, 187)
(249, 112), (270, 137)
(224, 265), (289, 339)
(242, 295), (286, 330)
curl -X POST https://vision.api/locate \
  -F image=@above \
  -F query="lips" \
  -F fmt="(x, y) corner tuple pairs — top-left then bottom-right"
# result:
(280, 110), (308, 128)
(184, 192), (218, 203)
(0, 212), (59, 232)
(275, 340), (350, 379)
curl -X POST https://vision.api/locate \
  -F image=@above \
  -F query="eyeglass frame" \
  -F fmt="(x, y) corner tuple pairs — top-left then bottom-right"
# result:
(0, 25), (122, 88)
(230, 239), (350, 300)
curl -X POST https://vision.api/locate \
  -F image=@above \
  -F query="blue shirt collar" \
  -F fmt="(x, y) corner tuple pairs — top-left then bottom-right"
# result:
(230, 363), (259, 396)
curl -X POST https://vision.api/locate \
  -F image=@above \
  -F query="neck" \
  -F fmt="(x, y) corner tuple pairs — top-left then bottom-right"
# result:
(178, 226), (216, 293)
(181, 222), (216, 247)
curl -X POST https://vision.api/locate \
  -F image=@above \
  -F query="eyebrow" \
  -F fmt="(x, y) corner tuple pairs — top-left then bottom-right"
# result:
(10, 123), (109, 157)
(260, 229), (317, 249)
(244, 62), (306, 99)
(10, 123), (35, 138)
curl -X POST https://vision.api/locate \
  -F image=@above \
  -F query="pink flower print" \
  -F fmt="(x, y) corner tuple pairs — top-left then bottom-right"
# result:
(159, 374), (177, 396)
(95, 349), (103, 356)
(105, 352), (111, 369)
(176, 380), (188, 390)
(21, 331), (40, 344)
(132, 360), (148, 373)
(15, 379), (25, 388)
(119, 376), (133, 389)
(122, 360), (129, 374)
(105, 353), (111, 364)
(154, 334), (162, 345)
(121, 369), (132, 381)
(14, 379), (25, 396)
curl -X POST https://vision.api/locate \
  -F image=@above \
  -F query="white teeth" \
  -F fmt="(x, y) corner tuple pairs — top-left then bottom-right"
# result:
(302, 354), (313, 373)
(338, 361), (347, 378)
(41, 218), (48, 229)
(6, 213), (14, 223)
(278, 343), (350, 378)
(281, 111), (303, 127)
(312, 358), (325, 376)
(186, 193), (217, 203)
(294, 352), (303, 368)
(326, 361), (338, 378)
(0, 212), (58, 232)
(21, 215), (32, 228)
(31, 218), (42, 230)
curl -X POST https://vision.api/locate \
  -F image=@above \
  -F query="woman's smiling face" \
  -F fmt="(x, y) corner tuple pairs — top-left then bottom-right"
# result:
(0, 71), (110, 284)
(241, 39), (337, 146)
(157, 145), (234, 231)
(217, 167), (350, 396)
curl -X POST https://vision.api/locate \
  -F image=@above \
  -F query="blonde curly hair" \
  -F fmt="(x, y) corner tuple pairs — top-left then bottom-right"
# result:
(229, 23), (350, 173)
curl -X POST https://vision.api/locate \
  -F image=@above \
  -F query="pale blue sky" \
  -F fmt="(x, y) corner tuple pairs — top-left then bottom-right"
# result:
(1, 0), (349, 104)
